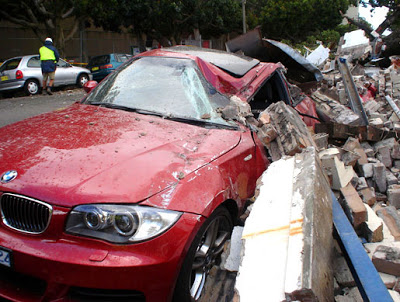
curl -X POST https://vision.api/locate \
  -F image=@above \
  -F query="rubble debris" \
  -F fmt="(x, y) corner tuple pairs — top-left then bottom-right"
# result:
(375, 206), (400, 241)
(311, 91), (362, 125)
(337, 57), (369, 125)
(362, 205), (384, 243)
(221, 226), (244, 272)
(334, 256), (356, 288)
(223, 27), (400, 301)
(257, 101), (317, 160)
(372, 245), (400, 276)
(235, 148), (333, 301)
(225, 27), (323, 83)
(340, 183), (367, 229)
(306, 44), (330, 68)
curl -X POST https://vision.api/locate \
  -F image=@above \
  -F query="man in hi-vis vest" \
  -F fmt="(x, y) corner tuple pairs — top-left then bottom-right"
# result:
(39, 37), (60, 95)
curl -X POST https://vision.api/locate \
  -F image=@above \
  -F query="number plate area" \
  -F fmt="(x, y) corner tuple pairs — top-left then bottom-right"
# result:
(0, 247), (12, 268)
(1, 75), (8, 81)
(91, 67), (99, 71)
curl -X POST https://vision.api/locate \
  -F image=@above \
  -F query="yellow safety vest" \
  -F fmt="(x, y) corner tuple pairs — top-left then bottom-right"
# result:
(39, 46), (56, 61)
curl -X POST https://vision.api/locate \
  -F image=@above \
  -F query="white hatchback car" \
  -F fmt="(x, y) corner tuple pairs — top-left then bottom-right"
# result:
(0, 55), (92, 95)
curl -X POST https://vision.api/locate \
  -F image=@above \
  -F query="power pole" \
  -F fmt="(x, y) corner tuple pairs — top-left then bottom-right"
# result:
(242, 0), (246, 33)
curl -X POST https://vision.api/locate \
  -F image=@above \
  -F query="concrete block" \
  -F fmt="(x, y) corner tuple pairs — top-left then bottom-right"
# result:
(393, 145), (400, 160)
(221, 226), (243, 272)
(389, 290), (400, 302)
(394, 279), (400, 293)
(321, 153), (354, 190)
(342, 151), (360, 167)
(311, 91), (362, 125)
(334, 287), (363, 302)
(340, 183), (367, 229)
(388, 184), (400, 209)
(236, 156), (296, 302)
(376, 146), (393, 168)
(258, 123), (278, 145)
(369, 118), (384, 128)
(362, 204), (384, 243)
(236, 148), (333, 301)
(334, 256), (356, 287)
(265, 101), (317, 156)
(376, 206), (400, 241)
(364, 99), (382, 114)
(313, 133), (329, 151)
(343, 137), (362, 152)
(356, 177), (369, 191)
(361, 163), (374, 178)
(373, 162), (387, 193)
(379, 272), (397, 289)
(354, 148), (368, 165)
(359, 187), (376, 206)
(372, 245), (400, 276)
(388, 170), (399, 186)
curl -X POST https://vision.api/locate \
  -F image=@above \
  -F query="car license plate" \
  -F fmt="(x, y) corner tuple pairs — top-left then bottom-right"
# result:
(0, 247), (12, 268)
(1, 76), (8, 81)
(92, 67), (99, 71)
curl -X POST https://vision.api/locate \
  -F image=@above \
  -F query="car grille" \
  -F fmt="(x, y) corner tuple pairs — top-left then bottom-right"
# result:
(0, 193), (52, 234)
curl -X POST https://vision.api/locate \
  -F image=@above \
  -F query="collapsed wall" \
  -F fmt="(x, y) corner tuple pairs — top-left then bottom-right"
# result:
(235, 147), (334, 301)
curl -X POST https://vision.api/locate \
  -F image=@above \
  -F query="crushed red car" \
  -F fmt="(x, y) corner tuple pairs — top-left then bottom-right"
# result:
(0, 46), (316, 302)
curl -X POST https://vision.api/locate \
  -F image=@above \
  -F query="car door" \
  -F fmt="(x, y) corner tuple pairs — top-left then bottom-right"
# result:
(55, 59), (75, 86)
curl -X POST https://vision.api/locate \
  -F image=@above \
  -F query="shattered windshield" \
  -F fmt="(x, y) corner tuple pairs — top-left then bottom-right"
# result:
(84, 56), (233, 127)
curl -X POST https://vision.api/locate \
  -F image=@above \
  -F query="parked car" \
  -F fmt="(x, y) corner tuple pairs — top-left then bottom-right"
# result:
(0, 46), (316, 302)
(0, 55), (91, 96)
(87, 53), (132, 81)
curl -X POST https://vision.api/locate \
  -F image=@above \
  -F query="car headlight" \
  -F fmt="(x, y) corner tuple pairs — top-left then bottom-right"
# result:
(65, 204), (182, 243)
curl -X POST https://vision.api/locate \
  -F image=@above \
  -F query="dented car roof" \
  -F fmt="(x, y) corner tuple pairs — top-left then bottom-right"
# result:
(139, 47), (285, 101)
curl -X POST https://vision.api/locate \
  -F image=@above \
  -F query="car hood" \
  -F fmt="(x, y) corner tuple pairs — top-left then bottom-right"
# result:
(0, 104), (241, 208)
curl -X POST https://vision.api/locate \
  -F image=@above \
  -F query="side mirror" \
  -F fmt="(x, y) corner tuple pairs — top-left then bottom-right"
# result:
(83, 80), (98, 93)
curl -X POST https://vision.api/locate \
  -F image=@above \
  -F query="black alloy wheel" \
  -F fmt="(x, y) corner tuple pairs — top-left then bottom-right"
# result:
(173, 206), (233, 301)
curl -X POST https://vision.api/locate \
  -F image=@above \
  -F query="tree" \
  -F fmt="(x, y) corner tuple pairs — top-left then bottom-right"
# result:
(342, 1), (400, 58)
(0, 0), (91, 56)
(255, 0), (355, 43)
(87, 0), (242, 48)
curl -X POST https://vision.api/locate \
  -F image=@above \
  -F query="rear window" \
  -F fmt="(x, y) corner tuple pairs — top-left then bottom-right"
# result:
(27, 56), (41, 67)
(115, 54), (132, 63)
(0, 58), (21, 71)
(88, 55), (110, 66)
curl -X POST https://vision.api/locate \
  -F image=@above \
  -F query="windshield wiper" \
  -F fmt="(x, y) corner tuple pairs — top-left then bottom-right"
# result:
(89, 102), (238, 130)
(164, 115), (238, 130)
(89, 102), (164, 117)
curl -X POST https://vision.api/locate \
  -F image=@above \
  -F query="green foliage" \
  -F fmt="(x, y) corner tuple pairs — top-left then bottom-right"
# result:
(254, 0), (353, 43)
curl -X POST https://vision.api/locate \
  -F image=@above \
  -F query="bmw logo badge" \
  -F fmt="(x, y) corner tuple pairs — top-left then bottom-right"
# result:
(1, 170), (18, 183)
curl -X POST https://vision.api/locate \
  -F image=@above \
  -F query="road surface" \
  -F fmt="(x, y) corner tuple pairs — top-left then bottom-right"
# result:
(0, 88), (86, 128)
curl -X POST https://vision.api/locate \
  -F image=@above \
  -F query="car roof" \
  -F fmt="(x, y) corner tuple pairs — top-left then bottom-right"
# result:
(138, 46), (283, 101)
(164, 46), (260, 77)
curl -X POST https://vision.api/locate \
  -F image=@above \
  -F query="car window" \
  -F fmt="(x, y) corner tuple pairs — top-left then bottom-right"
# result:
(0, 58), (21, 72)
(27, 57), (41, 68)
(115, 54), (132, 63)
(249, 71), (291, 117)
(85, 57), (232, 126)
(57, 59), (69, 67)
(89, 55), (110, 66)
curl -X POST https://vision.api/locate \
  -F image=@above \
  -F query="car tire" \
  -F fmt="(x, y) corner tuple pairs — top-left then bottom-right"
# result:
(24, 79), (40, 95)
(173, 206), (233, 302)
(77, 74), (89, 88)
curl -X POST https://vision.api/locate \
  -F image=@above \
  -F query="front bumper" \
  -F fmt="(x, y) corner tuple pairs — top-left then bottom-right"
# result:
(0, 206), (203, 302)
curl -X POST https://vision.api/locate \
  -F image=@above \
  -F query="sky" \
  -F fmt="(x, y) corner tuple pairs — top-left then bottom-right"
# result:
(358, 4), (389, 30)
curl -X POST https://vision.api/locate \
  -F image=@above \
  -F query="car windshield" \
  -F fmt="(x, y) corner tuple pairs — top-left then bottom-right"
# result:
(84, 56), (234, 128)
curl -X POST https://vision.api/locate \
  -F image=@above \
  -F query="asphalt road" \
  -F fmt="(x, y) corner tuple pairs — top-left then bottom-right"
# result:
(0, 88), (86, 128)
